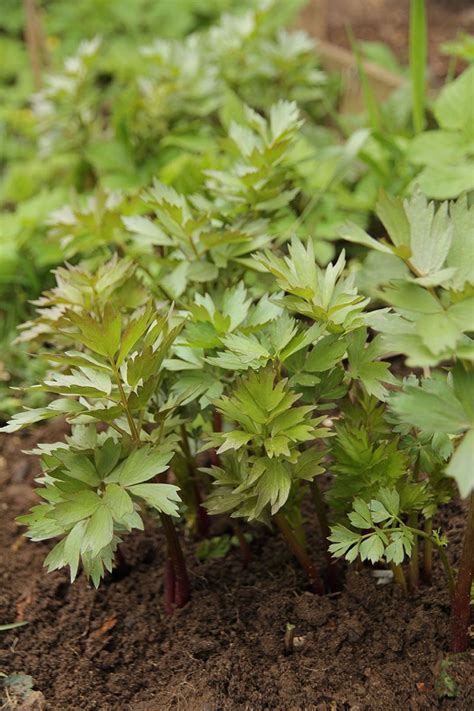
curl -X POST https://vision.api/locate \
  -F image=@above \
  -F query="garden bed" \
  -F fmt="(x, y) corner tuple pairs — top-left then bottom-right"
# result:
(1, 425), (473, 711)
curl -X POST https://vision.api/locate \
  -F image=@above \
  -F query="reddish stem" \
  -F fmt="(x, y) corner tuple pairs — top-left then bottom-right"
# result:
(310, 479), (344, 592)
(160, 513), (190, 613)
(449, 492), (474, 653)
(232, 519), (251, 568)
(163, 558), (175, 616)
(213, 409), (223, 433)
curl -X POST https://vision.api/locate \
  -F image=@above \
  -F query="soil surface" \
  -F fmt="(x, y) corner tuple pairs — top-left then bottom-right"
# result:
(301, 0), (474, 81)
(1, 424), (473, 710)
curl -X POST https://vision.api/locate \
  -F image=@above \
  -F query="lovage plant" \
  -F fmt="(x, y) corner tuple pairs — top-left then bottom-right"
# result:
(3, 258), (192, 612)
(339, 191), (474, 652)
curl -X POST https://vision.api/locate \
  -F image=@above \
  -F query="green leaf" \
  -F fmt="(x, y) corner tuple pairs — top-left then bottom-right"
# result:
(339, 222), (393, 255)
(122, 216), (172, 246)
(378, 487), (401, 517)
(305, 334), (348, 372)
(382, 282), (442, 314)
(102, 303), (122, 360)
(128, 483), (181, 516)
(108, 446), (174, 486)
(103, 484), (134, 521)
(54, 451), (101, 486)
(409, 131), (469, 166)
(405, 191), (452, 277)
(385, 530), (413, 564)
(434, 65), (474, 138)
(347, 329), (394, 400)
(94, 438), (122, 478)
(0, 407), (62, 433)
(416, 312), (461, 355)
(446, 430), (474, 498)
(116, 302), (154, 367)
(452, 364), (474, 422)
(390, 376), (469, 434)
(254, 460), (291, 516)
(64, 520), (88, 582)
(49, 490), (102, 527)
(416, 163), (474, 200)
(328, 524), (361, 560)
(376, 191), (411, 249)
(217, 431), (253, 454)
(348, 498), (373, 529)
(83, 506), (114, 557)
(359, 533), (385, 563)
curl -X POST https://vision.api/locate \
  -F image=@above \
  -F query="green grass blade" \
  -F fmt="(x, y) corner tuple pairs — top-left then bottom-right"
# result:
(347, 27), (381, 132)
(410, 0), (427, 133)
(0, 621), (29, 632)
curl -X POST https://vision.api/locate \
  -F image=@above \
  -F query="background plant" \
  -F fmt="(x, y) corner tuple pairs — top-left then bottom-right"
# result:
(337, 192), (474, 652)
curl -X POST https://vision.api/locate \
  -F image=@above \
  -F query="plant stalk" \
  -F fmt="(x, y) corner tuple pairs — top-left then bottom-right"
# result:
(23, 0), (45, 90)
(391, 563), (408, 595)
(180, 425), (210, 537)
(449, 492), (474, 653)
(310, 479), (343, 591)
(273, 511), (324, 595)
(163, 558), (175, 616)
(408, 512), (420, 592)
(160, 513), (190, 611)
(409, 0), (427, 133)
(232, 519), (251, 568)
(423, 518), (433, 584)
(406, 525), (455, 597)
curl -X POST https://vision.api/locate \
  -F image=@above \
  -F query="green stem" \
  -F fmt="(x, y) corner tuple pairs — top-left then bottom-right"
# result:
(359, 524), (455, 597)
(408, 512), (419, 592)
(111, 361), (141, 442)
(423, 518), (433, 584)
(273, 511), (324, 596)
(407, 457), (420, 591)
(391, 563), (408, 595)
(449, 492), (474, 653)
(407, 526), (455, 598)
(180, 425), (209, 537)
(409, 0), (427, 133)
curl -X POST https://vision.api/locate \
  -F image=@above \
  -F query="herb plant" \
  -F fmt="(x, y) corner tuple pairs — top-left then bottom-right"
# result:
(339, 191), (474, 652)
(2, 0), (473, 664)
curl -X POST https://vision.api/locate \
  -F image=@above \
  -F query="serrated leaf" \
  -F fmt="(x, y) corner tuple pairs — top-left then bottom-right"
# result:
(348, 498), (373, 529)
(108, 446), (174, 486)
(103, 484), (134, 521)
(49, 490), (101, 527)
(122, 215), (172, 246)
(54, 451), (101, 486)
(83, 506), (114, 557)
(305, 335), (348, 372)
(359, 533), (385, 563)
(128, 483), (181, 516)
(94, 438), (121, 478)
(217, 431), (253, 454)
(390, 376), (468, 433)
(64, 520), (88, 582)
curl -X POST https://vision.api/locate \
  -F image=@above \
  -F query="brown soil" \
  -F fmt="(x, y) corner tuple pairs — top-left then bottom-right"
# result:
(1, 424), (473, 710)
(301, 0), (474, 81)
